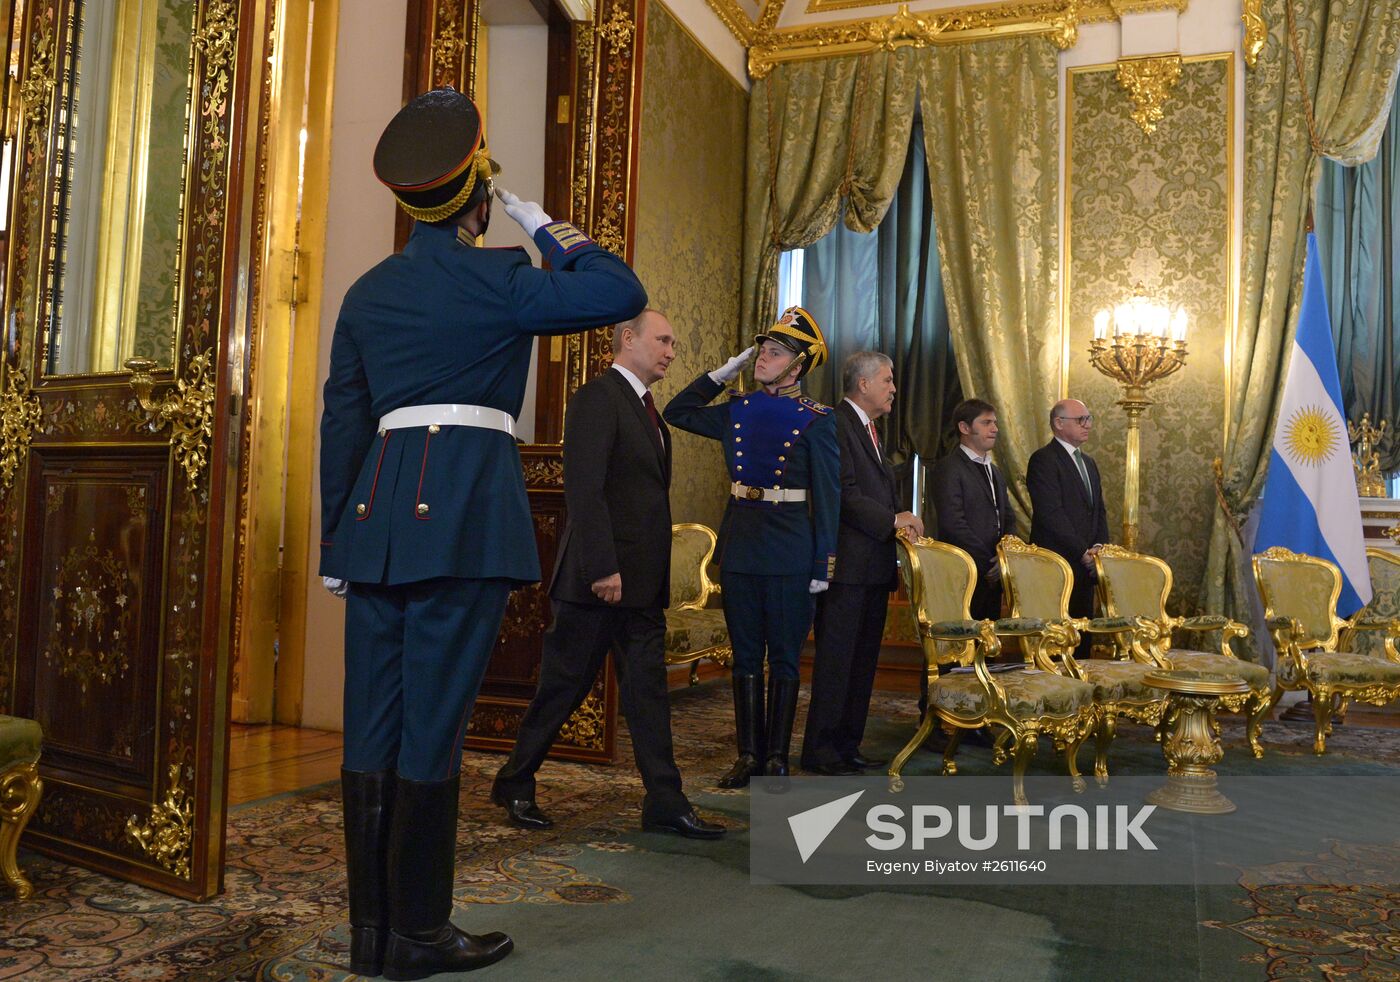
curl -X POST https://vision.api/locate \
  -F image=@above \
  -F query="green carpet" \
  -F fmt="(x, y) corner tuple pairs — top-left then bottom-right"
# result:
(3, 681), (1397, 980)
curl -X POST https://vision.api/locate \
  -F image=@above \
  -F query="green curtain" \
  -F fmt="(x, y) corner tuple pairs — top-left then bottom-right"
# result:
(1316, 90), (1400, 474)
(798, 118), (964, 481)
(1202, 0), (1400, 631)
(742, 38), (1060, 525)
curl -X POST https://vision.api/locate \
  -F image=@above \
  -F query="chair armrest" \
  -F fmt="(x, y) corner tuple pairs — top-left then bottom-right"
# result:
(990, 617), (1048, 637)
(1349, 617), (1400, 633)
(925, 620), (986, 641)
(1180, 614), (1230, 631)
(1080, 616), (1143, 634)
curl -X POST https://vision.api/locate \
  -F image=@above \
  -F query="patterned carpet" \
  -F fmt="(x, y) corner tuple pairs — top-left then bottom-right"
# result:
(3, 682), (1400, 981)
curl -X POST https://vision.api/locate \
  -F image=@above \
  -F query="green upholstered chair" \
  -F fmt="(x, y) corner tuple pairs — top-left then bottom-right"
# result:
(0, 715), (43, 900)
(1254, 546), (1400, 754)
(1346, 549), (1400, 664)
(997, 535), (1168, 782)
(892, 535), (1102, 806)
(663, 524), (732, 685)
(1095, 544), (1273, 758)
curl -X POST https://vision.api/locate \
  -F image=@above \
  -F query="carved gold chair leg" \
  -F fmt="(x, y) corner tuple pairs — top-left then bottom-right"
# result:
(942, 727), (964, 776)
(688, 663), (700, 686)
(0, 763), (42, 901)
(1245, 689), (1273, 759)
(888, 709), (938, 791)
(1311, 690), (1333, 755)
(1010, 732), (1038, 808)
(1063, 730), (1087, 794)
(1094, 714), (1116, 786)
(1269, 684), (1286, 719)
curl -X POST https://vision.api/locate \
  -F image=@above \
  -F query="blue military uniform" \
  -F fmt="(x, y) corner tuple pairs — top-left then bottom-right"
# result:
(663, 306), (838, 785)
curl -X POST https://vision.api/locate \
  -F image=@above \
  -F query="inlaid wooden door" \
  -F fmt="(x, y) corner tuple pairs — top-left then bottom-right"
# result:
(0, 0), (261, 900)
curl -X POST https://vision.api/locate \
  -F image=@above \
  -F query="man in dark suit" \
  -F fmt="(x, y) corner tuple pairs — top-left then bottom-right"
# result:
(664, 307), (840, 787)
(801, 352), (924, 775)
(490, 310), (723, 841)
(929, 398), (1017, 620)
(1026, 399), (1111, 633)
(319, 90), (646, 979)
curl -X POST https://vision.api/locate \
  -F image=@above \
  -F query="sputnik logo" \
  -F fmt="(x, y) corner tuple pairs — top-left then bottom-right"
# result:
(787, 790), (864, 863)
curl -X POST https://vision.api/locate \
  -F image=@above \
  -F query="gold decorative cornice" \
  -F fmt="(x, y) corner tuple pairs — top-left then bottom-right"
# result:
(1242, 0), (1265, 69)
(1115, 54), (1182, 135)
(125, 763), (193, 879)
(746, 1), (1080, 79)
(1078, 0), (1186, 22)
(705, 0), (756, 46)
(125, 352), (218, 493)
(0, 369), (41, 496)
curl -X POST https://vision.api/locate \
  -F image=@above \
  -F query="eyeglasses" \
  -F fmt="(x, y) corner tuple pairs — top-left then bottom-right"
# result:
(1055, 414), (1094, 425)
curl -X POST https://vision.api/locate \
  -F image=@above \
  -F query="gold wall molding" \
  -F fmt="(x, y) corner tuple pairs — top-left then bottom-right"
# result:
(1242, 0), (1264, 69)
(0, 369), (42, 495)
(125, 763), (193, 879)
(705, 0), (756, 45)
(1116, 54), (1182, 135)
(125, 353), (217, 493)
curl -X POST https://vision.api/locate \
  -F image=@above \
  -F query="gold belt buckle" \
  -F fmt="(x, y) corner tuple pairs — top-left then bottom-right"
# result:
(744, 486), (763, 501)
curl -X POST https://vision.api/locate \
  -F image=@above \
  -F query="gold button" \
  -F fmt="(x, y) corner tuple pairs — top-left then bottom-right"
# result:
(734, 423), (741, 429)
(737, 465), (743, 471)
(416, 503), (429, 515)
(773, 485), (779, 490)
(428, 424), (441, 435)
(736, 451), (743, 456)
(774, 469), (782, 475)
(783, 441), (791, 447)
(735, 437), (742, 443)
(792, 429), (800, 436)
(355, 503), (366, 515)
(743, 400), (750, 405)
(378, 428), (387, 437)
(778, 456), (786, 462)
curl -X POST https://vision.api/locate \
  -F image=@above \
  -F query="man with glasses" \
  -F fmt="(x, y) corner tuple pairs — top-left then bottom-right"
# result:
(1027, 399), (1110, 643)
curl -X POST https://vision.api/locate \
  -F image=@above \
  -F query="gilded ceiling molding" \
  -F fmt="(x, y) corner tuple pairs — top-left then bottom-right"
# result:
(748, 1), (1079, 79)
(757, 0), (787, 34)
(1078, 0), (1186, 22)
(1242, 0), (1265, 69)
(1115, 53), (1182, 135)
(705, 0), (757, 45)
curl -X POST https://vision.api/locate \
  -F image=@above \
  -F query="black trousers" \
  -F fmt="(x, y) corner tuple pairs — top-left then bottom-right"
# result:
(802, 582), (889, 768)
(1069, 568), (1098, 659)
(494, 600), (688, 821)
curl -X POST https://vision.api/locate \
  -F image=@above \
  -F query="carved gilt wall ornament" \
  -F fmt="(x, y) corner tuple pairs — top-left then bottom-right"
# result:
(0, 370), (42, 496)
(1242, 0), (1265, 69)
(19, 16), (54, 127)
(1115, 54), (1183, 135)
(557, 690), (607, 750)
(599, 6), (635, 49)
(43, 531), (135, 691)
(432, 0), (468, 89)
(125, 763), (194, 879)
(126, 353), (217, 493)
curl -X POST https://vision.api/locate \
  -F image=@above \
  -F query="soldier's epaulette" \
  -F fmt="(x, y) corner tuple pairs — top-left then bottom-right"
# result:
(539, 220), (592, 255)
(725, 387), (744, 398)
(798, 397), (830, 415)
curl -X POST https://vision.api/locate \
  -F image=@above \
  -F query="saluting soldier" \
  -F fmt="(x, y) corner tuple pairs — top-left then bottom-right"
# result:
(663, 307), (840, 787)
(319, 88), (646, 980)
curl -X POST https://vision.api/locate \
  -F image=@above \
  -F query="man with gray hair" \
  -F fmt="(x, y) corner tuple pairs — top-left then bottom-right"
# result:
(802, 351), (923, 775)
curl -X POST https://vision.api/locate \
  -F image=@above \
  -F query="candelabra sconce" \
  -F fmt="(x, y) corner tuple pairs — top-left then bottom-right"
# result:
(1087, 289), (1189, 549)
(1348, 413), (1389, 498)
(125, 354), (217, 492)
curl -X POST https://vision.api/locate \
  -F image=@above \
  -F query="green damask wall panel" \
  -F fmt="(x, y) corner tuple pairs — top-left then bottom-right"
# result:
(634, 2), (747, 534)
(1066, 56), (1232, 610)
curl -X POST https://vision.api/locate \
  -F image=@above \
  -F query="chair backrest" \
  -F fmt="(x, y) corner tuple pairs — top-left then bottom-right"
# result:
(1353, 548), (1400, 659)
(897, 535), (976, 667)
(1252, 546), (1343, 648)
(1096, 544), (1171, 622)
(998, 535), (1072, 621)
(669, 523), (718, 611)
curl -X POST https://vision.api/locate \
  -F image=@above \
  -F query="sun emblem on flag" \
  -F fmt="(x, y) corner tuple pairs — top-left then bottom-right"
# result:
(1283, 406), (1339, 466)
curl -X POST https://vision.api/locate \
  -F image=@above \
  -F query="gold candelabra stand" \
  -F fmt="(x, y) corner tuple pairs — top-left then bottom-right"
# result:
(1087, 294), (1188, 549)
(1348, 413), (1389, 498)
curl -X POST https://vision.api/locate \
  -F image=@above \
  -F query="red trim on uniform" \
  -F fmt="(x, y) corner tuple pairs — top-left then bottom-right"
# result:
(375, 130), (484, 191)
(357, 433), (391, 522)
(414, 431), (433, 520)
(320, 540), (333, 546)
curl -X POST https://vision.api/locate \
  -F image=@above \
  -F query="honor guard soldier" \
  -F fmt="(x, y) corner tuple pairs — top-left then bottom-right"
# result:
(319, 88), (646, 980)
(663, 307), (840, 787)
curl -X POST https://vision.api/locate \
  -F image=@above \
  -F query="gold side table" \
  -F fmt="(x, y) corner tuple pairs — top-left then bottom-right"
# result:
(1143, 669), (1251, 815)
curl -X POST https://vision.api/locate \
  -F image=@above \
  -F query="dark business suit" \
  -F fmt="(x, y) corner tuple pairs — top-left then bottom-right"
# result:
(1026, 439), (1110, 621)
(929, 447), (1017, 620)
(493, 367), (688, 822)
(802, 401), (901, 770)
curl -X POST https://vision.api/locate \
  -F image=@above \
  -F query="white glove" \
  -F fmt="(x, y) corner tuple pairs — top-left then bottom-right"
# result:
(323, 576), (348, 599)
(808, 579), (829, 595)
(495, 187), (551, 238)
(708, 346), (755, 385)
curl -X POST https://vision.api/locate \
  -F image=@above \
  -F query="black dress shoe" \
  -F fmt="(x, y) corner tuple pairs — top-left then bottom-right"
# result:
(384, 925), (513, 980)
(491, 791), (553, 830)
(804, 760), (860, 776)
(847, 753), (885, 769)
(642, 809), (726, 839)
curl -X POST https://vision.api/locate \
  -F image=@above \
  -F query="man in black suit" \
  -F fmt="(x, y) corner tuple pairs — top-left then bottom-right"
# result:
(491, 310), (723, 840)
(801, 352), (924, 775)
(929, 399), (1017, 620)
(1026, 399), (1110, 634)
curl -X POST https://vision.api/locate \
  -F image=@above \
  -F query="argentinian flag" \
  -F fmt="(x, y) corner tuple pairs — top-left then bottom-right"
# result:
(1255, 233), (1372, 616)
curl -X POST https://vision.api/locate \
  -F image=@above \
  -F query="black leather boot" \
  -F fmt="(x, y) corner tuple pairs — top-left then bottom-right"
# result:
(382, 775), (513, 980)
(764, 676), (801, 782)
(342, 768), (395, 977)
(717, 674), (765, 789)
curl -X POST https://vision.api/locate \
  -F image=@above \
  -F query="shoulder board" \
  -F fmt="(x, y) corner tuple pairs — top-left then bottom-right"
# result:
(798, 397), (830, 415)
(540, 220), (593, 255)
(725, 387), (743, 398)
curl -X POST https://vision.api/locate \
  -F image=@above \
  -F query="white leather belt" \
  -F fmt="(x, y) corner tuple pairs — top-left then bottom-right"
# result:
(378, 403), (515, 437)
(731, 481), (807, 503)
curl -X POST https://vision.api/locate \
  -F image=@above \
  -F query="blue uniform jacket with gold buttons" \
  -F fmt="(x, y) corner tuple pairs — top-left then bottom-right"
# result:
(319, 220), (647, 585)
(663, 373), (839, 581)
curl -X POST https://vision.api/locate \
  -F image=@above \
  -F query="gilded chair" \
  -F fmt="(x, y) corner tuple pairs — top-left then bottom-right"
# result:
(1253, 546), (1400, 754)
(891, 535), (1102, 806)
(1095, 544), (1273, 757)
(0, 715), (43, 900)
(1345, 549), (1400, 664)
(663, 524), (733, 685)
(997, 535), (1168, 781)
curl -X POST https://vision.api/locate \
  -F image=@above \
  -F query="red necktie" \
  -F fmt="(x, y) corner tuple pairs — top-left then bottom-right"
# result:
(868, 421), (880, 459)
(642, 390), (664, 450)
